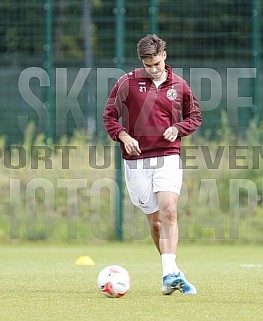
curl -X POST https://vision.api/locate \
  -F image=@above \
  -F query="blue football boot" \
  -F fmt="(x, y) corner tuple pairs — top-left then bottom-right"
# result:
(162, 272), (197, 295)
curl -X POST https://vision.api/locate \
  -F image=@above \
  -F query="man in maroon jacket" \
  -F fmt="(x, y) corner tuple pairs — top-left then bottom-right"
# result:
(103, 34), (202, 295)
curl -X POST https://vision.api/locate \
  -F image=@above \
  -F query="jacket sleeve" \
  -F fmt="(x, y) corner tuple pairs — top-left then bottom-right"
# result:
(173, 82), (202, 136)
(103, 76), (129, 141)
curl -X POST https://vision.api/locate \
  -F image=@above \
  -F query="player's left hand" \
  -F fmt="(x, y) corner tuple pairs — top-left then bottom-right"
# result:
(163, 126), (179, 142)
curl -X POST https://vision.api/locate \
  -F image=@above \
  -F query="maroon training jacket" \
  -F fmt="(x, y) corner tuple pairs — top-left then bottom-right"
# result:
(103, 64), (202, 160)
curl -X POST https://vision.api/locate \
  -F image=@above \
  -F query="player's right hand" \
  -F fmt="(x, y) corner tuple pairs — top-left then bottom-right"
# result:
(118, 132), (141, 156)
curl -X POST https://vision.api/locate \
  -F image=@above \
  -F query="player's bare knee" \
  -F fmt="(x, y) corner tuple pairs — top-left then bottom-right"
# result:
(161, 204), (177, 223)
(151, 219), (161, 233)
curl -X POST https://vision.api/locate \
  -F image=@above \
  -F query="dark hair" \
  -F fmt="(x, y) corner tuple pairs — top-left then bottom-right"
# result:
(137, 34), (166, 60)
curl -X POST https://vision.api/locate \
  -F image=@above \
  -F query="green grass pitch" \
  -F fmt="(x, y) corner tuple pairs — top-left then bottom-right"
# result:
(0, 241), (262, 321)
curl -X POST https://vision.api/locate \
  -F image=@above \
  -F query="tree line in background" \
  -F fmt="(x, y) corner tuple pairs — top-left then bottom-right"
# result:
(0, 0), (259, 67)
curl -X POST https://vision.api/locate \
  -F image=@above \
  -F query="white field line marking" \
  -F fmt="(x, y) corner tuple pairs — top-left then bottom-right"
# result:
(240, 264), (263, 268)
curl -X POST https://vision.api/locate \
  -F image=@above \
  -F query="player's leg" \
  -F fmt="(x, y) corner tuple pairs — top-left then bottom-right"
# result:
(145, 193), (179, 254)
(156, 192), (197, 295)
(145, 210), (161, 253)
(124, 157), (196, 294)
(152, 156), (197, 295)
(156, 191), (179, 255)
(146, 197), (196, 295)
(146, 193), (179, 277)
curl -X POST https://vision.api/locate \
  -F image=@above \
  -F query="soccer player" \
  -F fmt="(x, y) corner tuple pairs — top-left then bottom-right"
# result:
(103, 34), (202, 295)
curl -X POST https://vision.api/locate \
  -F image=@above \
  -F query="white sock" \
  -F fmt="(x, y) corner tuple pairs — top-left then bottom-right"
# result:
(161, 254), (180, 277)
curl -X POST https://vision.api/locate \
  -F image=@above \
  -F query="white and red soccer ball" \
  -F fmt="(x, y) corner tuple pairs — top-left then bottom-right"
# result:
(97, 265), (131, 298)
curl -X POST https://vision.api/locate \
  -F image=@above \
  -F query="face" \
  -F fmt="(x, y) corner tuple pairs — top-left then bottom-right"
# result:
(141, 51), (167, 80)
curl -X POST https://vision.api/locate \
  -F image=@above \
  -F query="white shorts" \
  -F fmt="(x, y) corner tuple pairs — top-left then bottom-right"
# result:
(124, 155), (183, 214)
